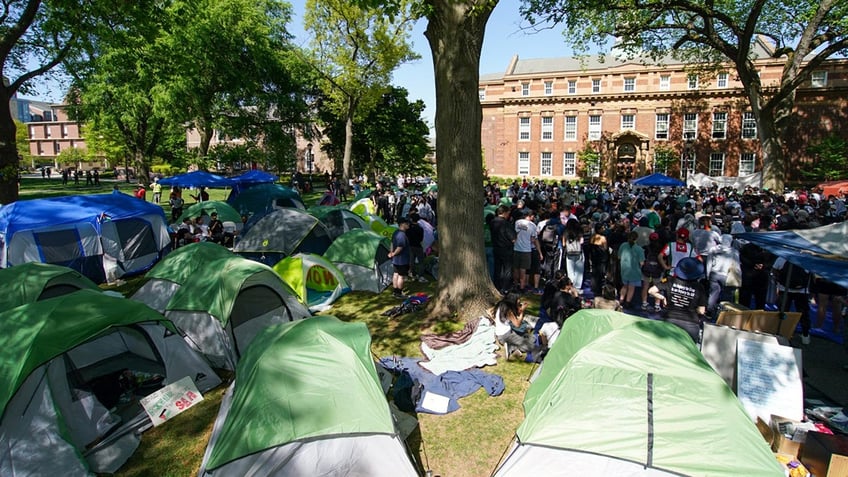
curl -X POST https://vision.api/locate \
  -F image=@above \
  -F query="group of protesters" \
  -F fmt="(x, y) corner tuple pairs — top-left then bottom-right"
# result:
(485, 178), (848, 347)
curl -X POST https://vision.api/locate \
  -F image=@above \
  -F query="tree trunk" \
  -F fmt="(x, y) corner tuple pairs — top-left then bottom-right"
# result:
(343, 107), (354, 182)
(198, 124), (214, 159)
(758, 108), (786, 192)
(0, 87), (19, 204)
(424, 1), (498, 321)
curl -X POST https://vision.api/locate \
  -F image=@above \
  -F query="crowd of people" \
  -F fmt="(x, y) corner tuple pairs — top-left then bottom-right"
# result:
(485, 178), (848, 355)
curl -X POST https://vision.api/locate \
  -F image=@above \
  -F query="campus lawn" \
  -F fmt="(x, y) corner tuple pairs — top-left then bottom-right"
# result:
(16, 178), (533, 477)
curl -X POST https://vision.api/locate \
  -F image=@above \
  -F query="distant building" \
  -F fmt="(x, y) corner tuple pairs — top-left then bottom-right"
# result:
(23, 103), (107, 171)
(479, 37), (848, 183)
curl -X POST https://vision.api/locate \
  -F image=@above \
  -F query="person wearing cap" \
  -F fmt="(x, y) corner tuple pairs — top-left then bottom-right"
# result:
(388, 217), (412, 299)
(647, 257), (708, 343)
(659, 227), (695, 273)
(134, 183), (146, 201)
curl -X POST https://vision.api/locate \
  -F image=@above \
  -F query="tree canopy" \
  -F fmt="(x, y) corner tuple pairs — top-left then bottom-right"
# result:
(521, 0), (848, 190)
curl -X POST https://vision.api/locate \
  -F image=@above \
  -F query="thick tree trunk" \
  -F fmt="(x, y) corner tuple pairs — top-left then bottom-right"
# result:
(758, 108), (786, 192)
(424, 1), (498, 321)
(198, 124), (214, 159)
(0, 88), (19, 204)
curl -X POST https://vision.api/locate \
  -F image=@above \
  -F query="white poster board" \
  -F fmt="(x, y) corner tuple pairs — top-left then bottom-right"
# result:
(701, 324), (783, 390)
(736, 339), (803, 422)
(140, 376), (203, 427)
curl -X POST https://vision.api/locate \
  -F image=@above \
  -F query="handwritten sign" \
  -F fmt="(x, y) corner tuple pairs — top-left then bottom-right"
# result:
(139, 376), (203, 427)
(736, 339), (803, 422)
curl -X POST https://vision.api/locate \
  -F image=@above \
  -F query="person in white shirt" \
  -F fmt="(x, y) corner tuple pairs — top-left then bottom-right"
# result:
(513, 210), (542, 292)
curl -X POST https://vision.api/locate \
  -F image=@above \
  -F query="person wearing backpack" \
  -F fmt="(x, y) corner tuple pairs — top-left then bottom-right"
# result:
(772, 257), (812, 344)
(563, 219), (585, 292)
(537, 212), (562, 283)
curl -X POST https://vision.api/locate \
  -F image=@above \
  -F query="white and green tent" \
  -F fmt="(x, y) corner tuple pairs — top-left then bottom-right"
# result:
(307, 205), (368, 241)
(0, 262), (100, 310)
(272, 253), (350, 312)
(0, 290), (221, 477)
(131, 243), (311, 369)
(493, 310), (784, 477)
(323, 229), (392, 293)
(198, 316), (418, 477)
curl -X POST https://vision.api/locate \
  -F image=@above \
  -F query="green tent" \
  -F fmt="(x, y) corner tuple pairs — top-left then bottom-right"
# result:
(494, 310), (783, 477)
(349, 197), (377, 217)
(131, 243), (311, 369)
(0, 289), (221, 476)
(272, 253), (350, 312)
(0, 262), (99, 310)
(226, 183), (305, 217)
(307, 205), (368, 240)
(176, 200), (242, 224)
(323, 229), (392, 293)
(199, 316), (418, 476)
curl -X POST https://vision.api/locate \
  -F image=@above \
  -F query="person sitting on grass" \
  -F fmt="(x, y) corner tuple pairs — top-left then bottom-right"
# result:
(492, 292), (541, 362)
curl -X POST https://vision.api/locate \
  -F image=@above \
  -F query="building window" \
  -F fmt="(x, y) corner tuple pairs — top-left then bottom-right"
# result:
(563, 152), (576, 175)
(623, 77), (635, 92)
(655, 113), (669, 140)
(811, 71), (827, 87)
(541, 116), (554, 141)
(518, 152), (530, 176)
(712, 111), (727, 139)
(592, 78), (601, 93)
(742, 112), (757, 139)
(717, 72), (728, 88)
(621, 114), (635, 130)
(45, 126), (52, 138)
(564, 115), (577, 141)
(519, 117), (530, 141)
(588, 115), (602, 140)
(683, 113), (698, 140)
(709, 152), (725, 176)
(544, 81), (553, 95)
(62, 124), (69, 137)
(687, 74), (699, 89)
(660, 75), (670, 91)
(540, 152), (552, 176)
(54, 143), (61, 154)
(521, 83), (530, 96)
(29, 125), (35, 138)
(478, 89), (486, 101)
(567, 80), (577, 94)
(739, 153), (756, 175)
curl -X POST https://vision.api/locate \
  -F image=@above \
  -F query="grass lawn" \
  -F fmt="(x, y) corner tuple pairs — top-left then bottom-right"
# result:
(16, 178), (535, 477)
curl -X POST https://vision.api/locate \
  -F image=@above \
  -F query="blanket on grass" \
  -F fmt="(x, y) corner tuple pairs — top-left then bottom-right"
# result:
(418, 317), (498, 375)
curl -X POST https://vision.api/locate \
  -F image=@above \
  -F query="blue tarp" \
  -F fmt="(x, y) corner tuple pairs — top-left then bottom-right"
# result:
(736, 222), (848, 289)
(231, 170), (277, 185)
(631, 173), (686, 187)
(158, 170), (236, 187)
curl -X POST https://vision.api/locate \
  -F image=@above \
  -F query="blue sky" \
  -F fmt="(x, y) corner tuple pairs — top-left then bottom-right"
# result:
(28, 2), (574, 132)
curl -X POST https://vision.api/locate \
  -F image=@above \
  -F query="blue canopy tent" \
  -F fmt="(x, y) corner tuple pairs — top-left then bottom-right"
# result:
(630, 173), (686, 187)
(231, 170), (277, 186)
(158, 171), (237, 188)
(736, 222), (848, 289)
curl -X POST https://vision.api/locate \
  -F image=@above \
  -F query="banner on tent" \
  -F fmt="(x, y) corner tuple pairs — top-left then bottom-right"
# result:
(306, 265), (339, 291)
(687, 171), (762, 189)
(140, 376), (204, 427)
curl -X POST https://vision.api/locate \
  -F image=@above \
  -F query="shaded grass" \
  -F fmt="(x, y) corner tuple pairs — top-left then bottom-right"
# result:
(18, 178), (536, 477)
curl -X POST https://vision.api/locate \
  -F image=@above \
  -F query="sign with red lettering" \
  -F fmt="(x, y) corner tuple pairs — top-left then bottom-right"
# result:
(139, 376), (203, 427)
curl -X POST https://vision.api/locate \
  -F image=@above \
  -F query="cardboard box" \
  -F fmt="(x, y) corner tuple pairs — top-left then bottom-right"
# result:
(800, 431), (848, 477)
(769, 415), (808, 458)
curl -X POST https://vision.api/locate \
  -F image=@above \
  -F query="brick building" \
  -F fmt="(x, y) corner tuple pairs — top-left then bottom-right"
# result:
(24, 103), (108, 170)
(479, 38), (848, 183)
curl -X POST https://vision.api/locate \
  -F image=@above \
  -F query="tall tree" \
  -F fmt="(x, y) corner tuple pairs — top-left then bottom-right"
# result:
(319, 86), (432, 179)
(0, 0), (150, 203)
(304, 0), (418, 182)
(522, 0), (848, 191)
(163, 0), (312, 159)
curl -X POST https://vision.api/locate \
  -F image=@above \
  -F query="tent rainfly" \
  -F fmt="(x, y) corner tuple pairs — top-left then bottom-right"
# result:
(323, 229), (393, 293)
(233, 208), (333, 266)
(0, 290), (221, 476)
(307, 205), (368, 240)
(226, 183), (305, 217)
(0, 193), (171, 283)
(157, 170), (236, 188)
(131, 243), (310, 369)
(493, 310), (784, 477)
(198, 316), (418, 477)
(0, 262), (100, 310)
(272, 253), (350, 312)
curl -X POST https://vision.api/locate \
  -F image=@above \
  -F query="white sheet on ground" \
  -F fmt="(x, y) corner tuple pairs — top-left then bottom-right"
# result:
(419, 317), (498, 375)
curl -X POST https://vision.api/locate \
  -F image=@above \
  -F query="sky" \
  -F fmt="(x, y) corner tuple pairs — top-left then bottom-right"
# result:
(26, 2), (574, 133)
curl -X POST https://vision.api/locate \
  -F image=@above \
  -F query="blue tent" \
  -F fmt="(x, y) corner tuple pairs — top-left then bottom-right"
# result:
(630, 173), (685, 187)
(0, 193), (172, 283)
(231, 170), (277, 186)
(736, 221), (848, 289)
(158, 170), (236, 187)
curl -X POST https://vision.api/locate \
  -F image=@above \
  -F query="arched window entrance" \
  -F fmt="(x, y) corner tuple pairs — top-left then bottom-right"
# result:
(616, 143), (637, 181)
